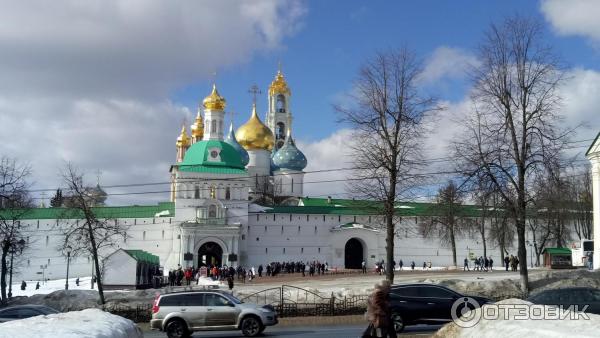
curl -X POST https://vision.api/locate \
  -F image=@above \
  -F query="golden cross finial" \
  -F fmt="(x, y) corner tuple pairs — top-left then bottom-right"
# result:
(95, 169), (102, 186)
(248, 84), (261, 105)
(211, 71), (217, 84)
(278, 60), (282, 73)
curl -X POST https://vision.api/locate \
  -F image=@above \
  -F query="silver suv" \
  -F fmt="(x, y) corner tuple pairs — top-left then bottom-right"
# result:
(150, 290), (278, 338)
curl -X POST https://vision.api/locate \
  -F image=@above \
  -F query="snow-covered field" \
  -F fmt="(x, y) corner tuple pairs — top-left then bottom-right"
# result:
(0, 308), (142, 338)
(434, 298), (600, 338)
(9, 276), (96, 297)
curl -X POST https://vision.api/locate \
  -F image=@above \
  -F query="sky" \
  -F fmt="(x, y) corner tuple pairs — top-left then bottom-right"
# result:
(0, 0), (599, 205)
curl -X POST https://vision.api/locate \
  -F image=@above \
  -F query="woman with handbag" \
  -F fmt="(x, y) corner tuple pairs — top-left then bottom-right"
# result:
(363, 280), (395, 338)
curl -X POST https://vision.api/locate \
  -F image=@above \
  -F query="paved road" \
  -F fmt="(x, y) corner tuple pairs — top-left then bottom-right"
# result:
(142, 324), (440, 338)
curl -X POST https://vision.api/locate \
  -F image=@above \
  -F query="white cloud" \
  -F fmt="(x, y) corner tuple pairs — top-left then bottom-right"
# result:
(296, 129), (354, 198)
(559, 68), (600, 146)
(541, 0), (600, 45)
(0, 0), (307, 205)
(419, 46), (479, 85)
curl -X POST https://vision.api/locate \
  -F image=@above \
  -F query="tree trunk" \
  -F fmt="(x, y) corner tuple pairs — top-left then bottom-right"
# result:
(0, 245), (8, 304)
(385, 205), (395, 283)
(87, 222), (105, 304)
(517, 188), (529, 293)
(450, 224), (457, 267)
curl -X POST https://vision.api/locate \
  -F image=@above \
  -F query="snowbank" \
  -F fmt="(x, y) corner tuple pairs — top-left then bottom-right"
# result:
(434, 298), (600, 338)
(0, 308), (142, 338)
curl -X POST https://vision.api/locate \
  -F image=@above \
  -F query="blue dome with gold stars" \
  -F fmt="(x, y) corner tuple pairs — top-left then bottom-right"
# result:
(272, 129), (307, 171)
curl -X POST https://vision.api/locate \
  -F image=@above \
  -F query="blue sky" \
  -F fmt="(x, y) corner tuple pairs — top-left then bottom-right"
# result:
(172, 0), (599, 143)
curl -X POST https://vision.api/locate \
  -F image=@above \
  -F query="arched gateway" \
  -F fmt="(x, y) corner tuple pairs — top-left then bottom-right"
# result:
(198, 241), (223, 267)
(344, 238), (364, 269)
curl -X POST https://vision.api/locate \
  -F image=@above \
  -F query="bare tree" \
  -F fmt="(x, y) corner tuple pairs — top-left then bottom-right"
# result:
(0, 157), (31, 304)
(568, 167), (593, 240)
(487, 194), (515, 262)
(59, 163), (128, 304)
(336, 48), (439, 282)
(454, 16), (568, 292)
(420, 181), (467, 267)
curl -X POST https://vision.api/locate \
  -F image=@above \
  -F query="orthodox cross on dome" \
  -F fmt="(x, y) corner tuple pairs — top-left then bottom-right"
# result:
(278, 60), (282, 73)
(95, 169), (102, 186)
(248, 84), (261, 105)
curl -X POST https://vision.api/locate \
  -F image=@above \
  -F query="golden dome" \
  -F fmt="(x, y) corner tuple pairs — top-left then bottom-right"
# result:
(202, 84), (226, 111)
(236, 103), (275, 151)
(269, 70), (291, 96)
(190, 110), (204, 139)
(176, 125), (190, 148)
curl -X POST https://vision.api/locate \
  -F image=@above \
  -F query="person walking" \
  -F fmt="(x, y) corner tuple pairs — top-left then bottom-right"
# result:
(75, 277), (80, 286)
(399, 259), (403, 271)
(504, 256), (510, 271)
(410, 261), (415, 270)
(35, 282), (40, 290)
(227, 274), (234, 292)
(489, 257), (494, 271)
(21, 280), (27, 291)
(258, 265), (263, 277)
(363, 280), (395, 338)
(362, 261), (367, 274)
(463, 258), (469, 271)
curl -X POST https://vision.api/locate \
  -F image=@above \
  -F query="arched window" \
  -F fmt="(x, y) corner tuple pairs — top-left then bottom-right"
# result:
(210, 185), (216, 199)
(211, 120), (216, 133)
(276, 122), (286, 140)
(208, 205), (217, 218)
(194, 185), (200, 199)
(225, 187), (231, 200)
(276, 94), (285, 112)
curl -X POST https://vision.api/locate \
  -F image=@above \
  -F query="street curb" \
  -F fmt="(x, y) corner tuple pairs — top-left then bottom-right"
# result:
(278, 315), (366, 326)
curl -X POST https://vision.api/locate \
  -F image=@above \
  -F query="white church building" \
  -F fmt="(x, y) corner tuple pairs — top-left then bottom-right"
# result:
(7, 70), (599, 281)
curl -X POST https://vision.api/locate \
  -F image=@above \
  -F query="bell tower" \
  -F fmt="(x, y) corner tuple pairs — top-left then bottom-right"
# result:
(266, 67), (292, 151)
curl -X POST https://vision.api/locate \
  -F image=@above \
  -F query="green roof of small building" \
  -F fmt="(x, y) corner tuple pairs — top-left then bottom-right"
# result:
(0, 202), (174, 220)
(542, 247), (572, 255)
(124, 249), (160, 265)
(180, 140), (246, 174)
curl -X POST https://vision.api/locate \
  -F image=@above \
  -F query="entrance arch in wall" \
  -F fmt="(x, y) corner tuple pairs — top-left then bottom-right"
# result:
(344, 238), (364, 269)
(198, 242), (223, 267)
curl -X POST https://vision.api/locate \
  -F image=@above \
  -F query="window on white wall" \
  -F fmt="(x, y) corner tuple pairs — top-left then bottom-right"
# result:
(45, 236), (49, 246)
(143, 231), (146, 240)
(47, 258), (50, 265)
(162, 230), (165, 239)
(208, 205), (217, 218)
(225, 187), (230, 200)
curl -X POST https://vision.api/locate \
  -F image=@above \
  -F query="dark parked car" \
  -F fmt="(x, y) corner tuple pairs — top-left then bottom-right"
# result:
(0, 305), (60, 323)
(389, 283), (492, 332)
(527, 287), (600, 314)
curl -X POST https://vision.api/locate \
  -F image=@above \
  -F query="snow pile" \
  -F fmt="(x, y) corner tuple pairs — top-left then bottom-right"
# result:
(0, 308), (142, 338)
(11, 290), (100, 312)
(197, 277), (221, 287)
(434, 298), (600, 338)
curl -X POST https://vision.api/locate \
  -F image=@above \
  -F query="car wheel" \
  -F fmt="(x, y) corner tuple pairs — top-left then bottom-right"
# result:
(165, 319), (190, 338)
(392, 312), (405, 333)
(241, 316), (263, 337)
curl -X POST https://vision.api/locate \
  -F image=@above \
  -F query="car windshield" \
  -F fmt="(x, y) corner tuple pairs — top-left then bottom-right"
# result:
(221, 293), (243, 304)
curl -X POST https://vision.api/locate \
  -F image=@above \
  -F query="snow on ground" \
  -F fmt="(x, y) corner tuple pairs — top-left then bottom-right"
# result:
(0, 308), (142, 338)
(9, 276), (96, 297)
(434, 298), (600, 338)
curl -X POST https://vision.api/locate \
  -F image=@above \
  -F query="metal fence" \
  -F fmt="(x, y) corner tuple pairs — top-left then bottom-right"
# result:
(239, 285), (369, 317)
(103, 303), (153, 323)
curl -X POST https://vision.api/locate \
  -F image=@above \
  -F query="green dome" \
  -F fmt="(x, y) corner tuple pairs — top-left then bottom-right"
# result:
(181, 140), (246, 171)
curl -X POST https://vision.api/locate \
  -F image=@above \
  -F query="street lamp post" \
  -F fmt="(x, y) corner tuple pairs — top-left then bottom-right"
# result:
(65, 246), (72, 290)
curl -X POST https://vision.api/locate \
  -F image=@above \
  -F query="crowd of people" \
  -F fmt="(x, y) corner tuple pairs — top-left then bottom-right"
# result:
(463, 256), (495, 271)
(165, 260), (332, 290)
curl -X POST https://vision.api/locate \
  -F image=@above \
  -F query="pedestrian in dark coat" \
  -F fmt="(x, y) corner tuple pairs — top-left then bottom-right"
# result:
(35, 282), (40, 290)
(227, 275), (234, 291)
(504, 256), (510, 271)
(21, 280), (27, 291)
